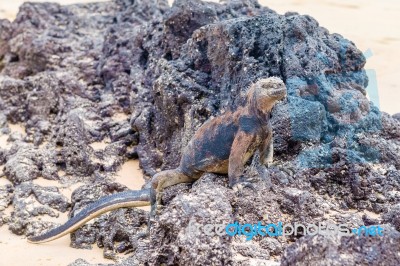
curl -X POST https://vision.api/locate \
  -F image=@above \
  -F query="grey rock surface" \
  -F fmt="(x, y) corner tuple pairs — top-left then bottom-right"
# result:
(281, 225), (400, 266)
(10, 182), (70, 235)
(0, 0), (399, 265)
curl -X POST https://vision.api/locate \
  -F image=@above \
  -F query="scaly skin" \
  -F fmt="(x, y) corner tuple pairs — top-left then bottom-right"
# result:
(28, 190), (151, 243)
(28, 77), (287, 243)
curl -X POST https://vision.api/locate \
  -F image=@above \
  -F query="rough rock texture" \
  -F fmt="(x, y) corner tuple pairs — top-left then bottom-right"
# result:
(0, 0), (399, 265)
(281, 225), (400, 266)
(68, 181), (148, 260)
(9, 182), (70, 235)
(0, 183), (13, 226)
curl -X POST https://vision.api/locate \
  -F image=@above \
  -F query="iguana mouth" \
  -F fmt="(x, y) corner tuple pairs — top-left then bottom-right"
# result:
(269, 87), (287, 99)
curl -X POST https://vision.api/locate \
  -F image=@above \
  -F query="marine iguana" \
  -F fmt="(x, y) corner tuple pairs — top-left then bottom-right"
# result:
(28, 77), (287, 243)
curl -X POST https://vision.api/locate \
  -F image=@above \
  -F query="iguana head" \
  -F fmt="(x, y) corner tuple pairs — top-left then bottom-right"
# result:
(247, 77), (287, 113)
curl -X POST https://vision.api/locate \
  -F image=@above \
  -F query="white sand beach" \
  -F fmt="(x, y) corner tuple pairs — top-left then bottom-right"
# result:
(264, 0), (400, 115)
(0, 124), (146, 265)
(1, 0), (399, 114)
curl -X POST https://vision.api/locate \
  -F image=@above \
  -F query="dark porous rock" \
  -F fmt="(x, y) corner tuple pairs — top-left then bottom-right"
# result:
(148, 173), (234, 265)
(96, 208), (149, 260)
(67, 259), (91, 266)
(0, 76), (28, 122)
(233, 242), (270, 260)
(37, 144), (59, 180)
(0, 0), (399, 265)
(383, 204), (400, 231)
(4, 141), (62, 184)
(68, 258), (113, 266)
(128, 1), (385, 180)
(286, 96), (328, 143)
(393, 113), (400, 121)
(280, 188), (326, 221)
(272, 95), (328, 157)
(4, 142), (41, 184)
(281, 225), (400, 266)
(10, 182), (70, 236)
(0, 175), (13, 227)
(69, 181), (149, 260)
(53, 113), (96, 177)
(0, 112), (8, 135)
(69, 181), (129, 249)
(0, 183), (13, 212)
(259, 237), (283, 257)
(382, 112), (400, 139)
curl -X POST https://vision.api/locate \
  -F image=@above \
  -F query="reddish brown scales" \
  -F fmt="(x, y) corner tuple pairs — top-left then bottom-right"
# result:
(27, 77), (288, 243)
(151, 77), (287, 209)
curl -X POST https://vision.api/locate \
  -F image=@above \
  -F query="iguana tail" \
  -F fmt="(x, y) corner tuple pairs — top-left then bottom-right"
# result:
(28, 189), (151, 244)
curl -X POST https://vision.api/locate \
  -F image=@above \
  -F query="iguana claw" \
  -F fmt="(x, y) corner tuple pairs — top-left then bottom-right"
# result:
(232, 181), (257, 195)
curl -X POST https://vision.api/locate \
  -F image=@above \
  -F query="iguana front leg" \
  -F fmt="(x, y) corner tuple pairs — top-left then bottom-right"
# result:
(259, 132), (273, 167)
(228, 130), (256, 189)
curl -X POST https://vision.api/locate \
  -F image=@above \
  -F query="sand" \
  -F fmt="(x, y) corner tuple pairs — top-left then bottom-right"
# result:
(0, 226), (111, 265)
(0, 162), (144, 265)
(0, 123), (147, 265)
(0, 0), (399, 265)
(1, 0), (398, 114)
(0, 163), (146, 265)
(263, 0), (400, 115)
